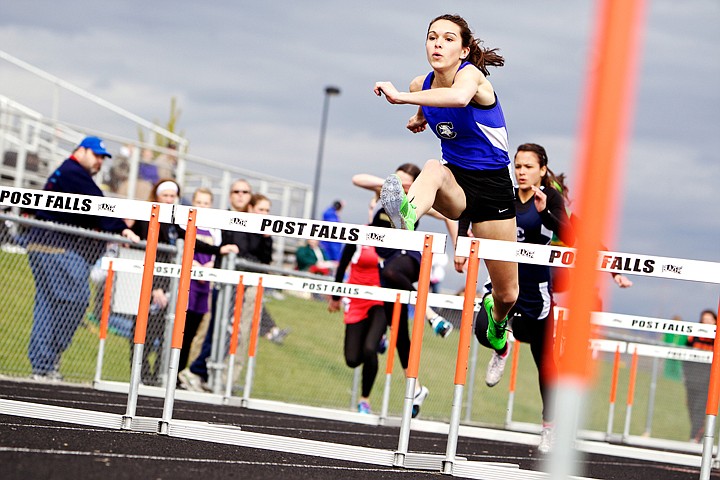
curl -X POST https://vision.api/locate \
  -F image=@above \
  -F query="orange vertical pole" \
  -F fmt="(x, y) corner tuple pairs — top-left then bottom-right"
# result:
(380, 293), (402, 422)
(99, 261), (114, 341)
(240, 278), (264, 404)
(609, 347), (621, 406)
(509, 340), (521, 395)
(443, 239), (479, 472)
(553, 309), (565, 366)
(701, 296), (720, 477)
(133, 204), (161, 346)
(170, 209), (197, 349)
(225, 274), (245, 399)
(622, 346), (639, 440)
(159, 208), (198, 434)
(95, 260), (114, 384)
(704, 295), (720, 416)
(626, 347), (639, 408)
(228, 276), (245, 356)
(559, 0), (645, 387)
(504, 339), (521, 428)
(406, 235), (433, 379)
(247, 278), (264, 358)
(550, 0), (645, 475)
(395, 234), (433, 465)
(606, 345), (621, 437)
(453, 239), (480, 386)
(385, 294), (402, 375)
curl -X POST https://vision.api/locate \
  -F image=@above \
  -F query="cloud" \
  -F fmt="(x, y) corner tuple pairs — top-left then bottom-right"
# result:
(0, 0), (718, 322)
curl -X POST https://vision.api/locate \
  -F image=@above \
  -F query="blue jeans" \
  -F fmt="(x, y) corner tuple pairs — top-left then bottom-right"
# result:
(27, 249), (91, 375)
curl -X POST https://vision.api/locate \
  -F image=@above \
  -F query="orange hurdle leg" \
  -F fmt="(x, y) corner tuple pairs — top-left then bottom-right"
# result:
(242, 278), (264, 405)
(505, 340), (521, 428)
(395, 234), (433, 466)
(123, 204), (161, 429)
(160, 208), (198, 434)
(705, 295), (720, 473)
(380, 293), (402, 423)
(606, 345), (622, 439)
(94, 260), (114, 385)
(224, 276), (245, 399)
(443, 239), (480, 473)
(622, 346), (639, 441)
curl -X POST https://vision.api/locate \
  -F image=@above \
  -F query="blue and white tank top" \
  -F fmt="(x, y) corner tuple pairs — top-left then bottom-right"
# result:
(421, 62), (510, 171)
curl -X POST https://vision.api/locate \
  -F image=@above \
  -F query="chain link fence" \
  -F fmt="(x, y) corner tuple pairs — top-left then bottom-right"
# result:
(0, 211), (711, 445)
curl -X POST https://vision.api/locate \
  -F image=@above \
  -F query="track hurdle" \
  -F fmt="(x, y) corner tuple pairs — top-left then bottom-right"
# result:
(93, 256), (417, 411)
(453, 231), (720, 474)
(173, 205), (452, 469)
(0, 186), (172, 430)
(7, 183), (716, 476)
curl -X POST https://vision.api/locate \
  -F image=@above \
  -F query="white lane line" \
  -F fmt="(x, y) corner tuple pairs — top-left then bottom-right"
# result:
(0, 410), (401, 440)
(0, 446), (413, 474)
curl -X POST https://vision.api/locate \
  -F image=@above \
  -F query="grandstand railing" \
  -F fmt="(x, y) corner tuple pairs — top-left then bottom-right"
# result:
(0, 49), (312, 266)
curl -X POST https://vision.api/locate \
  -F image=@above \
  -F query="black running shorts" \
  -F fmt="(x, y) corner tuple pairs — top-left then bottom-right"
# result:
(446, 163), (516, 222)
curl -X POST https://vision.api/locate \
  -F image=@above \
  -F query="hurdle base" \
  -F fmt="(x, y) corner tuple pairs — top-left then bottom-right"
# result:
(393, 451), (405, 467)
(441, 459), (453, 475)
(121, 415), (133, 430)
(158, 420), (169, 435)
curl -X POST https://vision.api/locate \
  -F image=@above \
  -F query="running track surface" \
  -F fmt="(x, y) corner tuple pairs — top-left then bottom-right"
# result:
(0, 379), (715, 480)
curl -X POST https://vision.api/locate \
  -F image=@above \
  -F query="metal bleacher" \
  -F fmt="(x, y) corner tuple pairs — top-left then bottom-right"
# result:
(0, 49), (312, 267)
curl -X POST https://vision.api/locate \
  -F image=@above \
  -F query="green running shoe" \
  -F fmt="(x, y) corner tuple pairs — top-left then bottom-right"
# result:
(380, 174), (417, 231)
(484, 294), (508, 350)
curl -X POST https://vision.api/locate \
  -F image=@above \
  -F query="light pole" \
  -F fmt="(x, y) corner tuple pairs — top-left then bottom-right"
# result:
(311, 85), (341, 220)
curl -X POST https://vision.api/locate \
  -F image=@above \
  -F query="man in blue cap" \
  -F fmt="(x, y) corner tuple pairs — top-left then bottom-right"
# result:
(26, 136), (140, 381)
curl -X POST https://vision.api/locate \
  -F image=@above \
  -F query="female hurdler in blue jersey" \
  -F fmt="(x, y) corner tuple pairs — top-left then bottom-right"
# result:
(374, 14), (518, 352)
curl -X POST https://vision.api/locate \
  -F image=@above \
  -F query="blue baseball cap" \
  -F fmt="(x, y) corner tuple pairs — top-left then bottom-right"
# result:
(77, 136), (112, 158)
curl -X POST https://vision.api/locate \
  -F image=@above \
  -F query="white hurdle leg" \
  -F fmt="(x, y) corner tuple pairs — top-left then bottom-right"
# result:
(394, 376), (417, 466)
(159, 347), (182, 434)
(94, 339), (106, 385)
(123, 343), (145, 429)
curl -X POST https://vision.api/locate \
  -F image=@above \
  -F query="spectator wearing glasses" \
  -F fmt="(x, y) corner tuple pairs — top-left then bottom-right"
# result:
(180, 179), (254, 391)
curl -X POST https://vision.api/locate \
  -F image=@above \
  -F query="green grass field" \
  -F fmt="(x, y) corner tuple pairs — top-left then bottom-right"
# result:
(0, 250), (696, 441)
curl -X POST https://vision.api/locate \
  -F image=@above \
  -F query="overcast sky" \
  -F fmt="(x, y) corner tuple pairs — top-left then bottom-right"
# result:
(1, 1), (718, 323)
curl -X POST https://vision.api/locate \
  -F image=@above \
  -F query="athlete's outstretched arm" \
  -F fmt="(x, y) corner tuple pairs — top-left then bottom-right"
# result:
(374, 66), (490, 108)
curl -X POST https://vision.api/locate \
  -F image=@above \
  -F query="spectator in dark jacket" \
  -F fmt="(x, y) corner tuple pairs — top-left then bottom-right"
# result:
(27, 136), (139, 381)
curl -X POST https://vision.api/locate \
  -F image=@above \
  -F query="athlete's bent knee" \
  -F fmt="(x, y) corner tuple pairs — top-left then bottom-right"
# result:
(494, 284), (519, 308)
